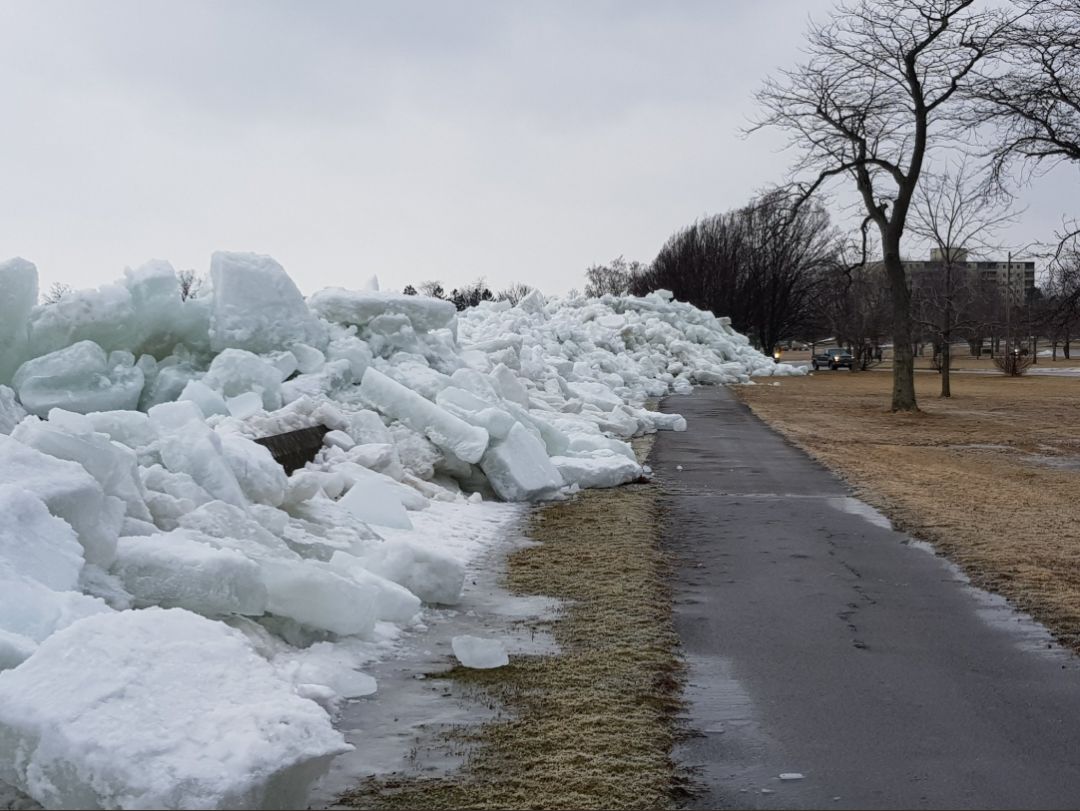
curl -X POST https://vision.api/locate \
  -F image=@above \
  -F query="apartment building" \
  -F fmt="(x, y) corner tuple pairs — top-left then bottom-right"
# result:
(903, 248), (1036, 303)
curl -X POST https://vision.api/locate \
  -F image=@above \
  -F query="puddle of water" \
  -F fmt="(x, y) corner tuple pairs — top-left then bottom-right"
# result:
(309, 529), (561, 808)
(1024, 454), (1080, 471)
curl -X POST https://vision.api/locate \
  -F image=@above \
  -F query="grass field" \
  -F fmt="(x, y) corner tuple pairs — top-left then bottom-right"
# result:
(339, 437), (681, 810)
(734, 368), (1080, 651)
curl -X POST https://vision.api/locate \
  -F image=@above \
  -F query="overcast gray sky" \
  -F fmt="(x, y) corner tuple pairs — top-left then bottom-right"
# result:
(0, 1), (1074, 297)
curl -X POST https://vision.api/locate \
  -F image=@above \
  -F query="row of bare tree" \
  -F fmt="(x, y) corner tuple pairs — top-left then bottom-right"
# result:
(749, 0), (1080, 410)
(401, 279), (534, 311)
(591, 0), (1077, 410)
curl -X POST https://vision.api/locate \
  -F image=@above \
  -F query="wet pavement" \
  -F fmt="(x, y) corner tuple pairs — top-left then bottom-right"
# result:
(655, 385), (1080, 810)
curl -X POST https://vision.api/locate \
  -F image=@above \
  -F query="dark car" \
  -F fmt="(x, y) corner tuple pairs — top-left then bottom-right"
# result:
(812, 347), (854, 370)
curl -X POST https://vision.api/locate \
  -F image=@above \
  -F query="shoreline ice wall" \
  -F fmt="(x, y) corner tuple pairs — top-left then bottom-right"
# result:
(0, 251), (803, 810)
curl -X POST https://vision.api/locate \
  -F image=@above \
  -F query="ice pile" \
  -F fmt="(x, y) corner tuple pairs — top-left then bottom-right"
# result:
(0, 250), (801, 809)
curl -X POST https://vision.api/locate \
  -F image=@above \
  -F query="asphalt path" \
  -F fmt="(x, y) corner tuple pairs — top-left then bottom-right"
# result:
(655, 385), (1080, 810)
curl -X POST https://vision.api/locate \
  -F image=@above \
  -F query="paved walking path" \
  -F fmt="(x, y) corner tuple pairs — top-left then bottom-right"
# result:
(654, 386), (1080, 809)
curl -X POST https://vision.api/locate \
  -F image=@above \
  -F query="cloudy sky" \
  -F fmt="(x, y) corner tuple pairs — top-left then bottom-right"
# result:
(0, 1), (1074, 297)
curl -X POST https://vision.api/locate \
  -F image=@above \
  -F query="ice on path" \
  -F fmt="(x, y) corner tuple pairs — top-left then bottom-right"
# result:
(452, 635), (509, 669)
(0, 607), (350, 810)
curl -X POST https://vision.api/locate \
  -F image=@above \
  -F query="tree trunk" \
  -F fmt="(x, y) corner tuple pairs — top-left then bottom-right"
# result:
(1065, 330), (1071, 359)
(883, 246), (917, 411)
(1053, 341), (1058, 361)
(941, 336), (951, 397)
(1032, 335), (1037, 364)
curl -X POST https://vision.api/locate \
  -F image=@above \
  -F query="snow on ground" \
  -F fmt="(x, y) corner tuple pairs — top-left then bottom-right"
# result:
(0, 252), (802, 810)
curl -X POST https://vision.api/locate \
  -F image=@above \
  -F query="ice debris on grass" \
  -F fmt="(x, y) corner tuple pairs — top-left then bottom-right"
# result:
(0, 253), (802, 808)
(452, 635), (510, 669)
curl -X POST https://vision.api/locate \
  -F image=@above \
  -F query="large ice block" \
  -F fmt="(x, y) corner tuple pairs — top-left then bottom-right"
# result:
(0, 607), (350, 810)
(208, 251), (327, 354)
(479, 422), (564, 502)
(114, 532), (268, 617)
(0, 436), (122, 568)
(309, 288), (456, 333)
(0, 257), (38, 385)
(12, 341), (145, 416)
(360, 367), (489, 464)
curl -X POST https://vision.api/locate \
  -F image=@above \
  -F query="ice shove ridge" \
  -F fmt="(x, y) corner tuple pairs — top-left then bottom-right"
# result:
(0, 252), (803, 810)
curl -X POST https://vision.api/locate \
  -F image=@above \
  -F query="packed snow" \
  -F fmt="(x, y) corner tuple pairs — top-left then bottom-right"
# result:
(0, 251), (802, 809)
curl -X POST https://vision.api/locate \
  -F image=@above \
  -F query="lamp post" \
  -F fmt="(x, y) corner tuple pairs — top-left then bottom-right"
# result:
(1005, 251), (1012, 356)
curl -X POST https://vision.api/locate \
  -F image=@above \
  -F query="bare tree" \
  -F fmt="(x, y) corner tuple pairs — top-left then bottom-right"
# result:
(584, 256), (644, 298)
(177, 269), (202, 301)
(449, 279), (494, 311)
(972, 0), (1080, 254)
(908, 163), (1018, 396)
(496, 283), (533, 306)
(812, 228), (892, 370)
(754, 0), (1014, 411)
(1040, 244), (1080, 358)
(40, 281), (71, 305)
(417, 280), (445, 299)
(632, 192), (835, 352)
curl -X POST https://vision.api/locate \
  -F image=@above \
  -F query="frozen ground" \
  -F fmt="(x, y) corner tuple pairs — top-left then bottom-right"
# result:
(0, 252), (801, 810)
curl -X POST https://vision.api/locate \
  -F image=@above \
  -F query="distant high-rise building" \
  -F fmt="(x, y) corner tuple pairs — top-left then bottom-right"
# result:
(902, 248), (1035, 303)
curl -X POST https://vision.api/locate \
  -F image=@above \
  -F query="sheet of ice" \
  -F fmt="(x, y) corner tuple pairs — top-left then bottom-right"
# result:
(259, 558), (379, 637)
(451, 635), (509, 669)
(83, 409), (155, 450)
(180, 379), (230, 416)
(338, 475), (413, 530)
(360, 366), (489, 464)
(0, 608), (350, 810)
(0, 257), (38, 386)
(0, 435), (122, 568)
(208, 251), (327, 354)
(0, 485), (84, 591)
(351, 537), (465, 606)
(202, 348), (284, 411)
(550, 453), (642, 490)
(12, 340), (145, 416)
(227, 391), (264, 418)
(0, 574), (112, 647)
(150, 403), (250, 508)
(326, 552), (423, 623)
(113, 532), (268, 616)
(309, 288), (457, 333)
(12, 414), (153, 523)
(25, 260), (211, 362)
(480, 422), (564, 502)
(0, 386), (26, 435)
(219, 434), (288, 507)
(0, 628), (36, 672)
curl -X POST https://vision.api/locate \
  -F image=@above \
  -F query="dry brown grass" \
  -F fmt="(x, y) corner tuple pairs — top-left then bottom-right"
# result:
(734, 370), (1080, 649)
(338, 437), (681, 810)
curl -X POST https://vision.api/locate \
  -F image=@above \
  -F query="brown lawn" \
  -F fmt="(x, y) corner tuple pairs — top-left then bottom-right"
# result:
(734, 367), (1080, 650)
